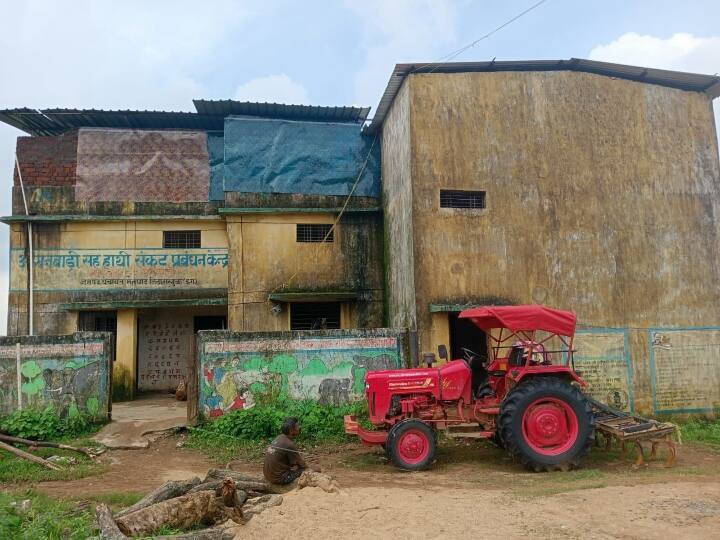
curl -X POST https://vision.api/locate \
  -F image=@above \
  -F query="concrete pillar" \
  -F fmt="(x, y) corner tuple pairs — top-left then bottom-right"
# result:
(114, 308), (137, 401)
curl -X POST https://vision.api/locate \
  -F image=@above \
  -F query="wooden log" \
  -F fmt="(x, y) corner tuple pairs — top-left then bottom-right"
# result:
(95, 503), (127, 540)
(115, 477), (201, 518)
(115, 490), (241, 537)
(0, 433), (99, 458)
(153, 526), (234, 540)
(0, 440), (61, 470)
(188, 481), (248, 504)
(204, 469), (271, 491)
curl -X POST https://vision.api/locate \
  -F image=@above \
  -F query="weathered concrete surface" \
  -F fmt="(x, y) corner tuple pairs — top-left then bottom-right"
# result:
(381, 81), (417, 331)
(197, 328), (409, 419)
(0, 332), (112, 419)
(7, 218), (229, 337)
(93, 394), (187, 449)
(226, 212), (384, 332)
(382, 70), (720, 414)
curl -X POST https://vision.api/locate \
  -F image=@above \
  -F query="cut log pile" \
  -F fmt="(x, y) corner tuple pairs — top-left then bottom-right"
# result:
(96, 469), (284, 539)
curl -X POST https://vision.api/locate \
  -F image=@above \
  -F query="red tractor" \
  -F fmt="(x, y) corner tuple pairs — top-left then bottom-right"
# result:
(345, 305), (594, 471)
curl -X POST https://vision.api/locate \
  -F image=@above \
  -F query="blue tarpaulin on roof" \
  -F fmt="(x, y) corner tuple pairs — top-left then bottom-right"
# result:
(207, 131), (224, 201)
(222, 117), (380, 197)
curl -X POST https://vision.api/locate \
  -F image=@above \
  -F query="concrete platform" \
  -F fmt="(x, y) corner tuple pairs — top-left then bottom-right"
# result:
(93, 393), (187, 449)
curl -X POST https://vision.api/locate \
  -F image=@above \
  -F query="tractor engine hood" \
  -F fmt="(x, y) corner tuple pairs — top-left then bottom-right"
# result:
(366, 368), (439, 392)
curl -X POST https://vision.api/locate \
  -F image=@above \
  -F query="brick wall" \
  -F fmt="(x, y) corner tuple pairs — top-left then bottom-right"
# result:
(13, 131), (78, 187)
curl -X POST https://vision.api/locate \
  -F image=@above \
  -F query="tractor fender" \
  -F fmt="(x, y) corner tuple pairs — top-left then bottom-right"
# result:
(508, 366), (586, 386)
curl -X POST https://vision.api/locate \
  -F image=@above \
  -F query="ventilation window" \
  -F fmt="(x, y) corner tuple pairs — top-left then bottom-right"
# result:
(440, 190), (486, 209)
(296, 224), (334, 243)
(290, 302), (341, 330)
(163, 230), (201, 249)
(79, 311), (117, 334)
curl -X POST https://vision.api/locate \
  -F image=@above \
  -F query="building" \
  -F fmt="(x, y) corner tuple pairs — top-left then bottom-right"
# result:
(1, 103), (382, 401)
(2, 58), (720, 414)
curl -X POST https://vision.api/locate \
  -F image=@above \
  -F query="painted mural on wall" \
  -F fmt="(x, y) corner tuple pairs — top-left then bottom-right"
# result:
(199, 334), (402, 418)
(573, 330), (633, 412)
(0, 336), (111, 420)
(10, 248), (228, 292)
(137, 312), (194, 392)
(649, 328), (720, 413)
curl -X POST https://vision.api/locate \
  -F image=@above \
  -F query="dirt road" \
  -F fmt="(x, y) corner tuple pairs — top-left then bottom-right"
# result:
(35, 437), (720, 539)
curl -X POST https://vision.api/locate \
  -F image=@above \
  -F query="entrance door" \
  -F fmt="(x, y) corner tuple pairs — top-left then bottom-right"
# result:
(137, 312), (194, 393)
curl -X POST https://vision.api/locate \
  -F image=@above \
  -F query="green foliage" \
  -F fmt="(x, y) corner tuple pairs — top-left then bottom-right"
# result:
(680, 416), (720, 446)
(0, 407), (100, 441)
(0, 491), (94, 540)
(0, 445), (107, 484)
(192, 399), (370, 444)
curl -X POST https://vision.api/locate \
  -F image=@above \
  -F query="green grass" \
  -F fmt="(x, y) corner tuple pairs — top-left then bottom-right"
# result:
(186, 428), (267, 463)
(0, 445), (107, 484)
(0, 490), (95, 540)
(81, 491), (144, 509)
(0, 490), (183, 539)
(679, 417), (720, 447)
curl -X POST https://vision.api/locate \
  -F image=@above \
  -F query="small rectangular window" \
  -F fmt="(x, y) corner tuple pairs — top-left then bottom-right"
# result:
(79, 311), (117, 334)
(290, 302), (341, 330)
(296, 224), (334, 243)
(163, 230), (201, 249)
(440, 189), (486, 209)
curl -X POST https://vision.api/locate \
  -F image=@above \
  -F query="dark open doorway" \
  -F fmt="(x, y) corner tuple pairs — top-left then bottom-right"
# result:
(193, 316), (227, 332)
(448, 311), (488, 395)
(448, 312), (488, 361)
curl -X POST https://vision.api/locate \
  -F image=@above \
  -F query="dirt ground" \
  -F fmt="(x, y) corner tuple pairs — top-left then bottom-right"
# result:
(33, 435), (720, 539)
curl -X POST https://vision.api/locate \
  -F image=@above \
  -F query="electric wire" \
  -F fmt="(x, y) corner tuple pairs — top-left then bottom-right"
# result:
(412, 0), (550, 74)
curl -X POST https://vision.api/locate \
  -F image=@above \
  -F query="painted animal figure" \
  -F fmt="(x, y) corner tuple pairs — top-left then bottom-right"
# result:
(318, 378), (351, 406)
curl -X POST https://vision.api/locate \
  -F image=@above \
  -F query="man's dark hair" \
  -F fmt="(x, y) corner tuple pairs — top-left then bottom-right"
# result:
(281, 417), (299, 436)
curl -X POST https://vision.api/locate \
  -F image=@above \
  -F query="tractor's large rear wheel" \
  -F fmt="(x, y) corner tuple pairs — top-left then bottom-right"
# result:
(499, 377), (593, 471)
(387, 419), (437, 471)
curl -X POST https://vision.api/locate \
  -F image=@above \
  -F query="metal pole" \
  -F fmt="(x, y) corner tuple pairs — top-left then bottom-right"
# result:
(15, 343), (22, 410)
(15, 155), (33, 335)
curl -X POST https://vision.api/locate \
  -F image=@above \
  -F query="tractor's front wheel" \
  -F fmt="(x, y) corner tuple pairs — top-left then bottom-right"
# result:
(499, 377), (594, 471)
(387, 419), (437, 471)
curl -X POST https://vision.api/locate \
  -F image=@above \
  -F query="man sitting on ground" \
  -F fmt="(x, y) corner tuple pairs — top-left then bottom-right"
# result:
(263, 417), (320, 485)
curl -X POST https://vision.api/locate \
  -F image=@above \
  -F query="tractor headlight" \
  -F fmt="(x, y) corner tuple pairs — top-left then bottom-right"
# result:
(365, 382), (370, 391)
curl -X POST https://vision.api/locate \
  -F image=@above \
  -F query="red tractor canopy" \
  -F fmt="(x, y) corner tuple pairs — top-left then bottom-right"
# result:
(459, 304), (576, 336)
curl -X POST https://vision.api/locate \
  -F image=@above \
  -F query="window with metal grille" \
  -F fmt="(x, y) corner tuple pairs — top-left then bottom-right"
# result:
(79, 311), (117, 334)
(296, 224), (334, 243)
(440, 189), (486, 209)
(290, 302), (341, 330)
(163, 230), (201, 249)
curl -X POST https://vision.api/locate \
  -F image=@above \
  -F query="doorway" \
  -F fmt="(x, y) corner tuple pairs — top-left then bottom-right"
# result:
(448, 311), (488, 394)
(448, 312), (488, 361)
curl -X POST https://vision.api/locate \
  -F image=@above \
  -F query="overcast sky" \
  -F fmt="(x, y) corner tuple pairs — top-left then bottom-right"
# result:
(1, 0), (719, 334)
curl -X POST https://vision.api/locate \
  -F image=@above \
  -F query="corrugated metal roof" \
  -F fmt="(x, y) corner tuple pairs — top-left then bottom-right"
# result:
(0, 108), (224, 136)
(365, 58), (720, 134)
(193, 99), (370, 123)
(0, 101), (372, 136)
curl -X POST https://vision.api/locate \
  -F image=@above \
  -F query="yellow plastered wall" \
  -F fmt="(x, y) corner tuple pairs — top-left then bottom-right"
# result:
(114, 308), (137, 401)
(393, 71), (720, 354)
(428, 312), (450, 362)
(226, 214), (353, 332)
(59, 219), (228, 250)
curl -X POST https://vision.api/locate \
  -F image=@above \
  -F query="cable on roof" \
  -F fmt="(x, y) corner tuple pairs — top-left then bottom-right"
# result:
(412, 0), (550, 74)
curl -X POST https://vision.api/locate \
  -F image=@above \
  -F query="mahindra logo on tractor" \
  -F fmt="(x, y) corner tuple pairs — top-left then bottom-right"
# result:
(388, 377), (434, 390)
